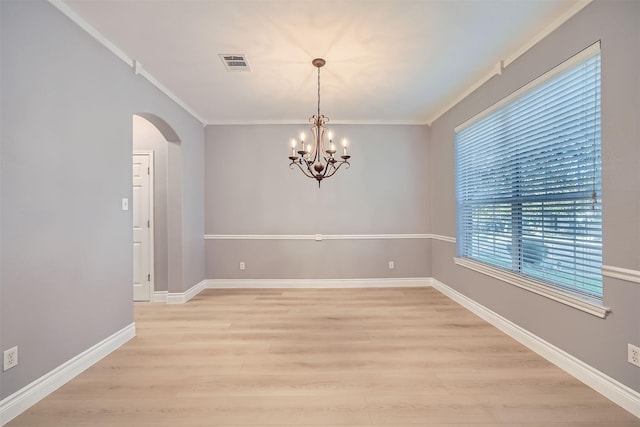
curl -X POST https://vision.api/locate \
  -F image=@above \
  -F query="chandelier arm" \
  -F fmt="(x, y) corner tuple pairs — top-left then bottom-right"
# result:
(290, 159), (315, 179)
(322, 160), (350, 179)
(322, 151), (334, 163)
(313, 143), (321, 164)
(307, 158), (323, 178)
(312, 120), (323, 163)
(304, 150), (315, 169)
(324, 159), (337, 174)
(303, 159), (316, 178)
(289, 157), (308, 175)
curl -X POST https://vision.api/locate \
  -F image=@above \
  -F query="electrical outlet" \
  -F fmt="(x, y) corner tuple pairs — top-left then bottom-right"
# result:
(239, 262), (245, 271)
(629, 343), (640, 368)
(388, 261), (395, 270)
(3, 346), (18, 371)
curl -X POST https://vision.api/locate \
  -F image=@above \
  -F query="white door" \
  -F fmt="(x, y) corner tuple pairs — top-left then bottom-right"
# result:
(133, 153), (153, 301)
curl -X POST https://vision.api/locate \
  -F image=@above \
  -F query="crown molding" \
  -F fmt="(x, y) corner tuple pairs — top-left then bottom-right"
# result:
(426, 0), (593, 126)
(48, 0), (131, 65)
(502, 0), (593, 68)
(204, 119), (430, 126)
(47, 0), (206, 126)
(50, 0), (591, 129)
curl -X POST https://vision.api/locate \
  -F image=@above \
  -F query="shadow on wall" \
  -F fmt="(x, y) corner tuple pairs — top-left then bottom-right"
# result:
(136, 113), (181, 143)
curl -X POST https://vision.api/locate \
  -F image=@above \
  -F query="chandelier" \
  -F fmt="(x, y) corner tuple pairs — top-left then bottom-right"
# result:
(288, 58), (351, 187)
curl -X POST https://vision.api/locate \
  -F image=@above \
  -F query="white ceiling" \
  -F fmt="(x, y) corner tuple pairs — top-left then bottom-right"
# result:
(61, 0), (585, 125)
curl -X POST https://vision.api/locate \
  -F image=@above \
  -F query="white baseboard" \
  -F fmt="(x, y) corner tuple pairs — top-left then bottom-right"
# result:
(152, 291), (168, 303)
(205, 277), (432, 289)
(430, 278), (640, 419)
(167, 280), (208, 304)
(165, 278), (432, 303)
(0, 323), (135, 426)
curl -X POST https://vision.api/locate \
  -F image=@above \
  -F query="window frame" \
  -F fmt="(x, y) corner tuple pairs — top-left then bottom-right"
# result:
(453, 42), (609, 318)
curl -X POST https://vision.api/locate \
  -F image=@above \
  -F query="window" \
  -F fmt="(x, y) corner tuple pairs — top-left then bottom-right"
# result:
(455, 43), (602, 302)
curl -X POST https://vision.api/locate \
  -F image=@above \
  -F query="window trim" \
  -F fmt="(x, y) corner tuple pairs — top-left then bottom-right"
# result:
(454, 257), (610, 318)
(454, 42), (605, 312)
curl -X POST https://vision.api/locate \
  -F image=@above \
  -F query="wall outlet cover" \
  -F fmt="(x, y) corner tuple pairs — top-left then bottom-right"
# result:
(628, 343), (640, 367)
(3, 346), (18, 371)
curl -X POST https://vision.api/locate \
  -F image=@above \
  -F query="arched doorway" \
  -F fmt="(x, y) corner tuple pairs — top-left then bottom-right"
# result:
(132, 113), (182, 302)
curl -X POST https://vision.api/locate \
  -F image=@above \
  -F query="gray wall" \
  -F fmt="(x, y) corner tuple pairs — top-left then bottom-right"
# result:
(205, 124), (431, 279)
(180, 117), (205, 292)
(430, 0), (640, 393)
(0, 1), (205, 399)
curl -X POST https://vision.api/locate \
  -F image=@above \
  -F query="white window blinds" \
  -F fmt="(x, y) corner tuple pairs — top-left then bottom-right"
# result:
(455, 44), (602, 299)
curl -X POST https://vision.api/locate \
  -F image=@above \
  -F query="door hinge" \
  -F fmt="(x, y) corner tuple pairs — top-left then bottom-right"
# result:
(147, 167), (150, 175)
(147, 220), (150, 228)
(148, 274), (151, 282)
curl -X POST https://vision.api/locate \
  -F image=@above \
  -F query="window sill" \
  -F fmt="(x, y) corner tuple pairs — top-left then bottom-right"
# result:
(453, 257), (611, 318)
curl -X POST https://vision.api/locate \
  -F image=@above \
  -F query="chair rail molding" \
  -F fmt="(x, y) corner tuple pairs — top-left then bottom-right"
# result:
(602, 264), (640, 284)
(204, 233), (455, 241)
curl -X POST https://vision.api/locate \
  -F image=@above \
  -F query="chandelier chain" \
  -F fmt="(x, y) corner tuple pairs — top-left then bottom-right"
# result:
(317, 66), (321, 118)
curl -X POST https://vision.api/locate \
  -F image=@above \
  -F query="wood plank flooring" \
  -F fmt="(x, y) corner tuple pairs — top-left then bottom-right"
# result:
(7, 287), (640, 426)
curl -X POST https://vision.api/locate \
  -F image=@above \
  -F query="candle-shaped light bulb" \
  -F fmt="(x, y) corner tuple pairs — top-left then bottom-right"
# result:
(300, 132), (305, 142)
(328, 131), (333, 141)
(307, 144), (312, 154)
(330, 143), (335, 152)
(290, 139), (296, 156)
(342, 138), (348, 155)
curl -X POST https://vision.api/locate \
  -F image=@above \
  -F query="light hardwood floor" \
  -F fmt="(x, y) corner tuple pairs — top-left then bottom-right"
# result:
(8, 287), (640, 426)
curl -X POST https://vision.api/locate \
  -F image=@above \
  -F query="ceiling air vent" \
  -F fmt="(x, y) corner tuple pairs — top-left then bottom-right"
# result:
(219, 54), (251, 72)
